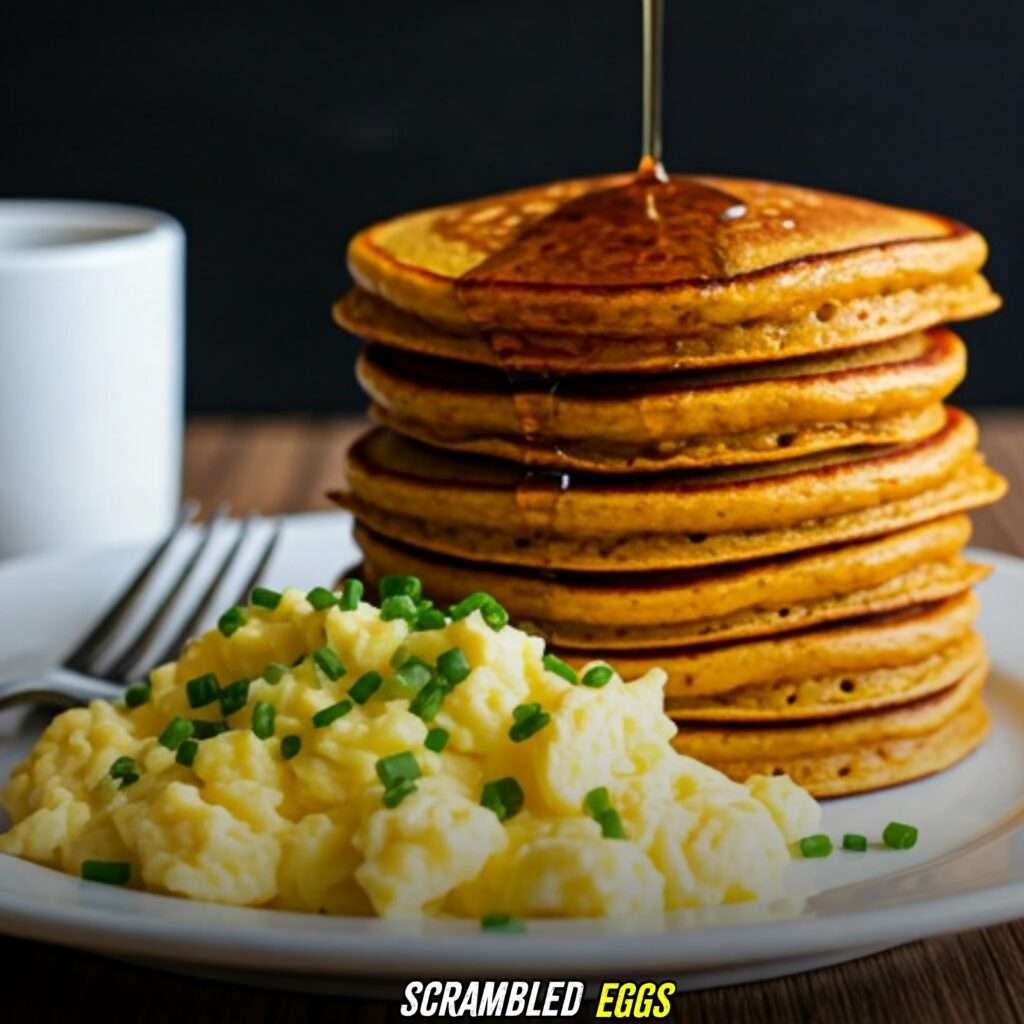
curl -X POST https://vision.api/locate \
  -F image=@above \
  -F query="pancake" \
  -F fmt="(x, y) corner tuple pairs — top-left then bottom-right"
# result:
(672, 667), (989, 798)
(561, 591), (979, 699)
(333, 409), (1006, 571)
(335, 276), (998, 375)
(345, 174), (998, 368)
(666, 632), (984, 722)
(357, 329), (962, 472)
(355, 516), (985, 650)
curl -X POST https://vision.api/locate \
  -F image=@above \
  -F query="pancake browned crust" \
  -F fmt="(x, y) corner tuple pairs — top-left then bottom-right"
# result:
(565, 591), (979, 699)
(344, 174), (998, 370)
(355, 515), (985, 650)
(336, 277), (998, 376)
(357, 329), (963, 472)
(672, 666), (989, 797)
(665, 633), (984, 723)
(333, 409), (1006, 571)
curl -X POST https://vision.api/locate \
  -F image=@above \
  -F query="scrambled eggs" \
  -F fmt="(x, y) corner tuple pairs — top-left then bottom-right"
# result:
(0, 581), (820, 918)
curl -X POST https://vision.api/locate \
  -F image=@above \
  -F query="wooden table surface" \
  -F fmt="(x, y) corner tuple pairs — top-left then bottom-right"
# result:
(4, 411), (1024, 1023)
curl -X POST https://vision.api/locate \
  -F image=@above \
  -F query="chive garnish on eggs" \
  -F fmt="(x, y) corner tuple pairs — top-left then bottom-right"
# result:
(312, 700), (353, 728)
(217, 606), (246, 637)
(306, 586), (338, 611)
(81, 860), (131, 886)
(312, 646), (345, 681)
(250, 586), (282, 610)
(542, 653), (577, 685)
(158, 717), (195, 751)
(339, 578), (364, 611)
(185, 672), (219, 709)
(425, 727), (449, 753)
(251, 701), (276, 740)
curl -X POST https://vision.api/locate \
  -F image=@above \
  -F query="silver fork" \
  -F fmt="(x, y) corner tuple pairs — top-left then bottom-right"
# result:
(0, 504), (282, 710)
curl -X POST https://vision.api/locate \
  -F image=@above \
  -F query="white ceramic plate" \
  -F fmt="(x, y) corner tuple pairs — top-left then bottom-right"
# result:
(1, 512), (1023, 994)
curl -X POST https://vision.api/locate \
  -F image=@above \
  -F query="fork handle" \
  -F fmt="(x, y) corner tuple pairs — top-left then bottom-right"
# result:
(0, 668), (123, 710)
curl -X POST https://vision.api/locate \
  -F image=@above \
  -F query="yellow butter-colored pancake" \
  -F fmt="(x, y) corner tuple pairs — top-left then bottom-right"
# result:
(673, 669), (989, 797)
(355, 516), (983, 650)
(346, 174), (998, 349)
(335, 276), (997, 375)
(333, 409), (1005, 571)
(357, 329), (962, 472)
(565, 591), (978, 699)
(666, 632), (983, 722)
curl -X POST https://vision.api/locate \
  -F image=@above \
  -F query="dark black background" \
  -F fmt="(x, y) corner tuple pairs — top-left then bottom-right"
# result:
(3, 0), (1020, 413)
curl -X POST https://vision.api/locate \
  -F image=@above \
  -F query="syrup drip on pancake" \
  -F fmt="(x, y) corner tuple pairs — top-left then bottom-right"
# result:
(451, 160), (749, 538)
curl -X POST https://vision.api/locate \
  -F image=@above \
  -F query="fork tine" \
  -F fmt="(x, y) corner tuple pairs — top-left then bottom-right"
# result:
(233, 517), (283, 606)
(149, 515), (256, 668)
(63, 501), (199, 673)
(100, 505), (229, 683)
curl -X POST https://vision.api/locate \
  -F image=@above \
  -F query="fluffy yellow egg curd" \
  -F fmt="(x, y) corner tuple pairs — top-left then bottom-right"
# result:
(0, 582), (820, 920)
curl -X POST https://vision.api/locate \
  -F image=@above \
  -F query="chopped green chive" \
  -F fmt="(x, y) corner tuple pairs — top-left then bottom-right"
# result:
(581, 665), (614, 689)
(882, 822), (918, 850)
(542, 653), (578, 685)
(312, 646), (345, 681)
(449, 592), (509, 632)
(382, 778), (418, 808)
(281, 734), (302, 760)
(306, 586), (338, 611)
(217, 606), (246, 637)
(425, 727), (450, 753)
(191, 719), (228, 740)
(583, 786), (612, 819)
(508, 705), (551, 743)
(380, 594), (418, 623)
(437, 648), (471, 687)
(312, 700), (353, 728)
(582, 787), (627, 838)
(448, 591), (491, 621)
(186, 672), (220, 709)
(481, 913), (525, 933)
(409, 679), (447, 722)
(108, 756), (139, 787)
(481, 777), (524, 821)
(219, 678), (251, 717)
(379, 575), (423, 601)
(390, 645), (411, 669)
(250, 586), (282, 610)
(349, 670), (383, 705)
(842, 833), (868, 852)
(176, 739), (199, 767)
(251, 701), (276, 740)
(263, 662), (288, 685)
(124, 680), (151, 709)
(394, 657), (433, 691)
(413, 607), (447, 631)
(339, 578), (364, 611)
(376, 751), (421, 790)
(158, 716), (194, 751)
(480, 600), (509, 632)
(597, 808), (627, 839)
(799, 834), (833, 858)
(81, 860), (131, 886)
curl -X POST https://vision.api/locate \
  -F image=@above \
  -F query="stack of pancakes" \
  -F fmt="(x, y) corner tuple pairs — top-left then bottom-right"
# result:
(331, 172), (1006, 797)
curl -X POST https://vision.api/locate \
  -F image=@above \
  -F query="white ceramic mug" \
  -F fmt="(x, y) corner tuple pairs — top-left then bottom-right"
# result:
(0, 201), (184, 559)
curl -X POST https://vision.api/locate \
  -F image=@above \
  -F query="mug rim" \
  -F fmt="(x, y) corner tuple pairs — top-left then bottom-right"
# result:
(0, 199), (183, 268)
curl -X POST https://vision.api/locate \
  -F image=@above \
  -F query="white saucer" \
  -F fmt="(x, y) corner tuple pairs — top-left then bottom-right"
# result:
(0, 513), (1022, 993)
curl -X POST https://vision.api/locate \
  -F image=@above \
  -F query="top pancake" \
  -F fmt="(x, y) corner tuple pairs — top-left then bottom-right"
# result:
(345, 173), (999, 370)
